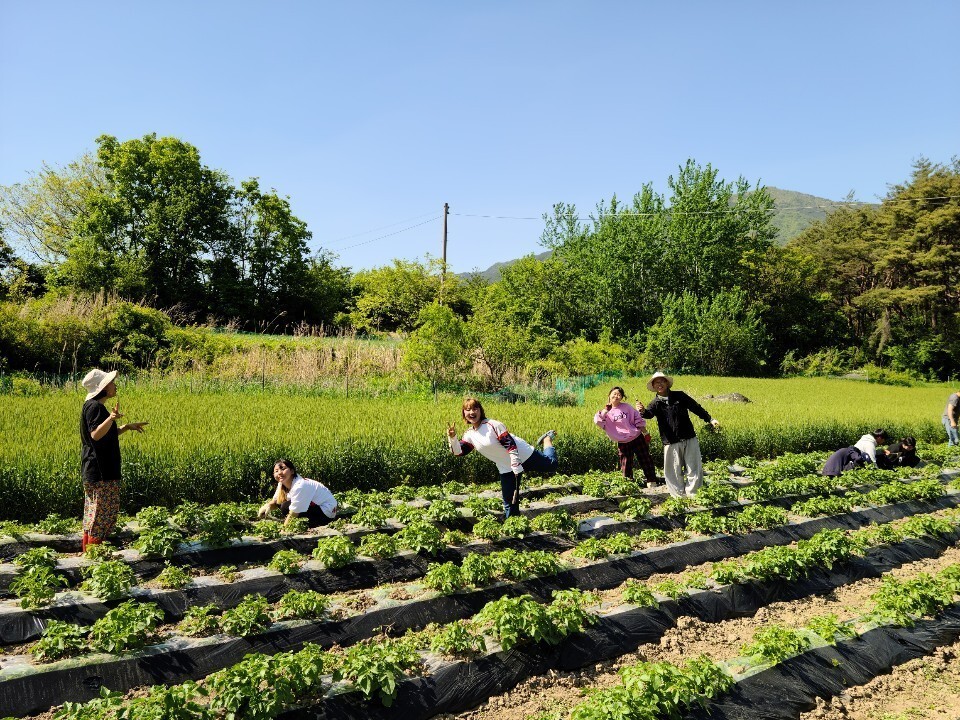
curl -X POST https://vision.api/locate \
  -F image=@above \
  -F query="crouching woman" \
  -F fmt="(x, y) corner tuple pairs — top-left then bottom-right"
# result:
(258, 459), (338, 527)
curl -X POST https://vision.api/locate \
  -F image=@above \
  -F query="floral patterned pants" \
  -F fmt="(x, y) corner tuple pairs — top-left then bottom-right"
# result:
(82, 479), (120, 540)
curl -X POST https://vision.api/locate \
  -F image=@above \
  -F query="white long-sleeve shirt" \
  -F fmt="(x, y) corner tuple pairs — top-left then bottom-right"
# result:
(854, 434), (880, 464)
(273, 475), (338, 517)
(448, 418), (534, 474)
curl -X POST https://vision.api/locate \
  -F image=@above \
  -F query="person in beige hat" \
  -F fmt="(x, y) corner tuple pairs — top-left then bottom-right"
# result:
(636, 372), (718, 498)
(79, 369), (148, 551)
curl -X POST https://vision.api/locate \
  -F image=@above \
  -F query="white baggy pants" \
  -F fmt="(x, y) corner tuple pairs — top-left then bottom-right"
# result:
(663, 437), (703, 498)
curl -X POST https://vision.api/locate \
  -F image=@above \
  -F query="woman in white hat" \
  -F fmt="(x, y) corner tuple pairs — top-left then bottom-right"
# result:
(79, 369), (148, 551)
(636, 372), (718, 498)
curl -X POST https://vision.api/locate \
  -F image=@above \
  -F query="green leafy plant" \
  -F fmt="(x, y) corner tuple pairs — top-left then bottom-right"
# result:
(694, 482), (739, 507)
(501, 514), (532, 538)
(135, 506), (171, 530)
(389, 503), (422, 523)
(428, 619), (485, 656)
(471, 514), (503, 540)
(359, 532), (399, 559)
(807, 614), (857, 645)
(251, 519), (283, 540)
(425, 499), (460, 523)
(622, 579), (658, 607)
(396, 520), (444, 554)
(196, 504), (246, 547)
(464, 496), (501, 516)
(80, 560), (136, 600)
(742, 625), (811, 663)
(283, 516), (310, 535)
(442, 529), (470, 545)
(637, 528), (670, 544)
(475, 594), (556, 650)
(217, 564), (239, 583)
(423, 562), (465, 594)
(32, 620), (89, 662)
(34, 513), (79, 535)
(619, 497), (653, 519)
(312, 535), (357, 569)
(334, 637), (422, 706)
(10, 564), (69, 608)
(269, 549), (304, 575)
(88, 600), (164, 654)
(155, 562), (192, 589)
(133, 525), (185, 559)
(529, 511), (579, 538)
(179, 604), (220, 637)
(273, 589), (329, 620)
(14, 546), (59, 569)
(353, 504), (390, 528)
(220, 595), (272, 637)
(84, 541), (120, 561)
(659, 496), (694, 516)
(737, 503), (788, 530)
(461, 553), (497, 586)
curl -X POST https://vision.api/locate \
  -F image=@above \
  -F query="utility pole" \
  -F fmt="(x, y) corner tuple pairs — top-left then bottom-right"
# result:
(440, 202), (449, 298)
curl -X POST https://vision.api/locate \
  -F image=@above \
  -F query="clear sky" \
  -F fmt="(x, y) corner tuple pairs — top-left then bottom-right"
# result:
(1, 1), (957, 273)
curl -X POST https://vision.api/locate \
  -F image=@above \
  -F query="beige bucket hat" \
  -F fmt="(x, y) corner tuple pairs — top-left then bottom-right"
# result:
(646, 371), (674, 392)
(81, 368), (118, 401)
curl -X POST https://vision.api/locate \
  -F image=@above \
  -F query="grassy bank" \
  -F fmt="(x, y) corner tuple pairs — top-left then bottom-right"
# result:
(0, 375), (952, 520)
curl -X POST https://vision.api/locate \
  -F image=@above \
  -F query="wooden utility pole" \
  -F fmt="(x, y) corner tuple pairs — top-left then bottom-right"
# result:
(440, 202), (449, 297)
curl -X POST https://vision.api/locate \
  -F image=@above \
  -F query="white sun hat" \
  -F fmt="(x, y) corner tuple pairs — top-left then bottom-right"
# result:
(81, 368), (118, 401)
(646, 371), (674, 393)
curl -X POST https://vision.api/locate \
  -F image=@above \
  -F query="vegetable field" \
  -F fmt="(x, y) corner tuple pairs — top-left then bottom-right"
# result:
(0, 376), (954, 521)
(1, 443), (960, 719)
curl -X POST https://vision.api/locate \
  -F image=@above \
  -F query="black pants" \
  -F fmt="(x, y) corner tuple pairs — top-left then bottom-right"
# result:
(279, 501), (334, 527)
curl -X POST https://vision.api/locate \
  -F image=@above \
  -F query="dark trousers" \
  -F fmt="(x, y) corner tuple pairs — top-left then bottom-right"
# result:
(617, 434), (657, 484)
(498, 446), (558, 518)
(280, 501), (335, 527)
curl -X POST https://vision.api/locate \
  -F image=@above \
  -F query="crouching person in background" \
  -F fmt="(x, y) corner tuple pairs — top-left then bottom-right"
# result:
(258, 459), (338, 527)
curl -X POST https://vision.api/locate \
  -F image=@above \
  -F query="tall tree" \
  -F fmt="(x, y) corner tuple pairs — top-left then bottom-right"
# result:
(0, 154), (105, 263)
(71, 134), (235, 312)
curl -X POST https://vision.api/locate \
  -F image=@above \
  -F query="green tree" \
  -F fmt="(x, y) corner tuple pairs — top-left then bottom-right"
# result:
(402, 302), (470, 391)
(469, 279), (559, 387)
(542, 161), (776, 340)
(644, 289), (768, 375)
(349, 258), (469, 333)
(789, 157), (960, 377)
(69, 134), (236, 313)
(0, 153), (105, 264)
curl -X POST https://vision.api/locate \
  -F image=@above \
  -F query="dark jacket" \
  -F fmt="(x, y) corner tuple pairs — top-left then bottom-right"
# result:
(879, 441), (920, 469)
(822, 446), (869, 477)
(640, 390), (713, 445)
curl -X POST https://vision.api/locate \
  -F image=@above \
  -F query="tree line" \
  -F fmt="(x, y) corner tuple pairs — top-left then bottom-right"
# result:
(1, 133), (958, 382)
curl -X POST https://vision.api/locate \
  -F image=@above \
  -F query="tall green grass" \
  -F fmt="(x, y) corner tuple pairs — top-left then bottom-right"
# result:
(0, 375), (952, 520)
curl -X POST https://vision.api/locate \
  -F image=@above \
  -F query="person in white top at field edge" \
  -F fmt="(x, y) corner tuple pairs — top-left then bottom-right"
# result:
(447, 397), (557, 519)
(258, 459), (338, 527)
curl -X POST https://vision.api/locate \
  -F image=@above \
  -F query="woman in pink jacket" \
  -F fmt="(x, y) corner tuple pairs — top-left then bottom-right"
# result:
(594, 386), (658, 486)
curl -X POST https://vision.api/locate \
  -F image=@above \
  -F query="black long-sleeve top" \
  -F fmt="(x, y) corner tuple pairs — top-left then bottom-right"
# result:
(640, 390), (713, 445)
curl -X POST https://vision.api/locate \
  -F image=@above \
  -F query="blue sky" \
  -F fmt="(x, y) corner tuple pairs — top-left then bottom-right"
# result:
(2, 1), (957, 273)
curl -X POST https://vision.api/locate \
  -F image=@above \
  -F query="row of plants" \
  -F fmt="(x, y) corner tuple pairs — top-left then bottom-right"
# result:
(6, 465), (956, 613)
(32, 507), (960, 720)
(556, 558), (960, 720)
(39, 587), (599, 719)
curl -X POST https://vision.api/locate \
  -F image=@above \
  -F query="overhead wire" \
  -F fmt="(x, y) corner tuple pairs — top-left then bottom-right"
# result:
(450, 195), (960, 222)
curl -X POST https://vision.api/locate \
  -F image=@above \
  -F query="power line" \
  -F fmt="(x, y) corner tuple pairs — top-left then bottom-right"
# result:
(326, 210), (439, 247)
(334, 216), (441, 251)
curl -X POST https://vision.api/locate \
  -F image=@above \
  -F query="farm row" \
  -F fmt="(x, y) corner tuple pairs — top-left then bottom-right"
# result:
(0, 376), (954, 520)
(1, 448), (959, 718)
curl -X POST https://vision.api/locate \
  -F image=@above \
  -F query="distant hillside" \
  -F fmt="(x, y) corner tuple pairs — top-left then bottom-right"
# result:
(762, 187), (835, 244)
(466, 188), (843, 282)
